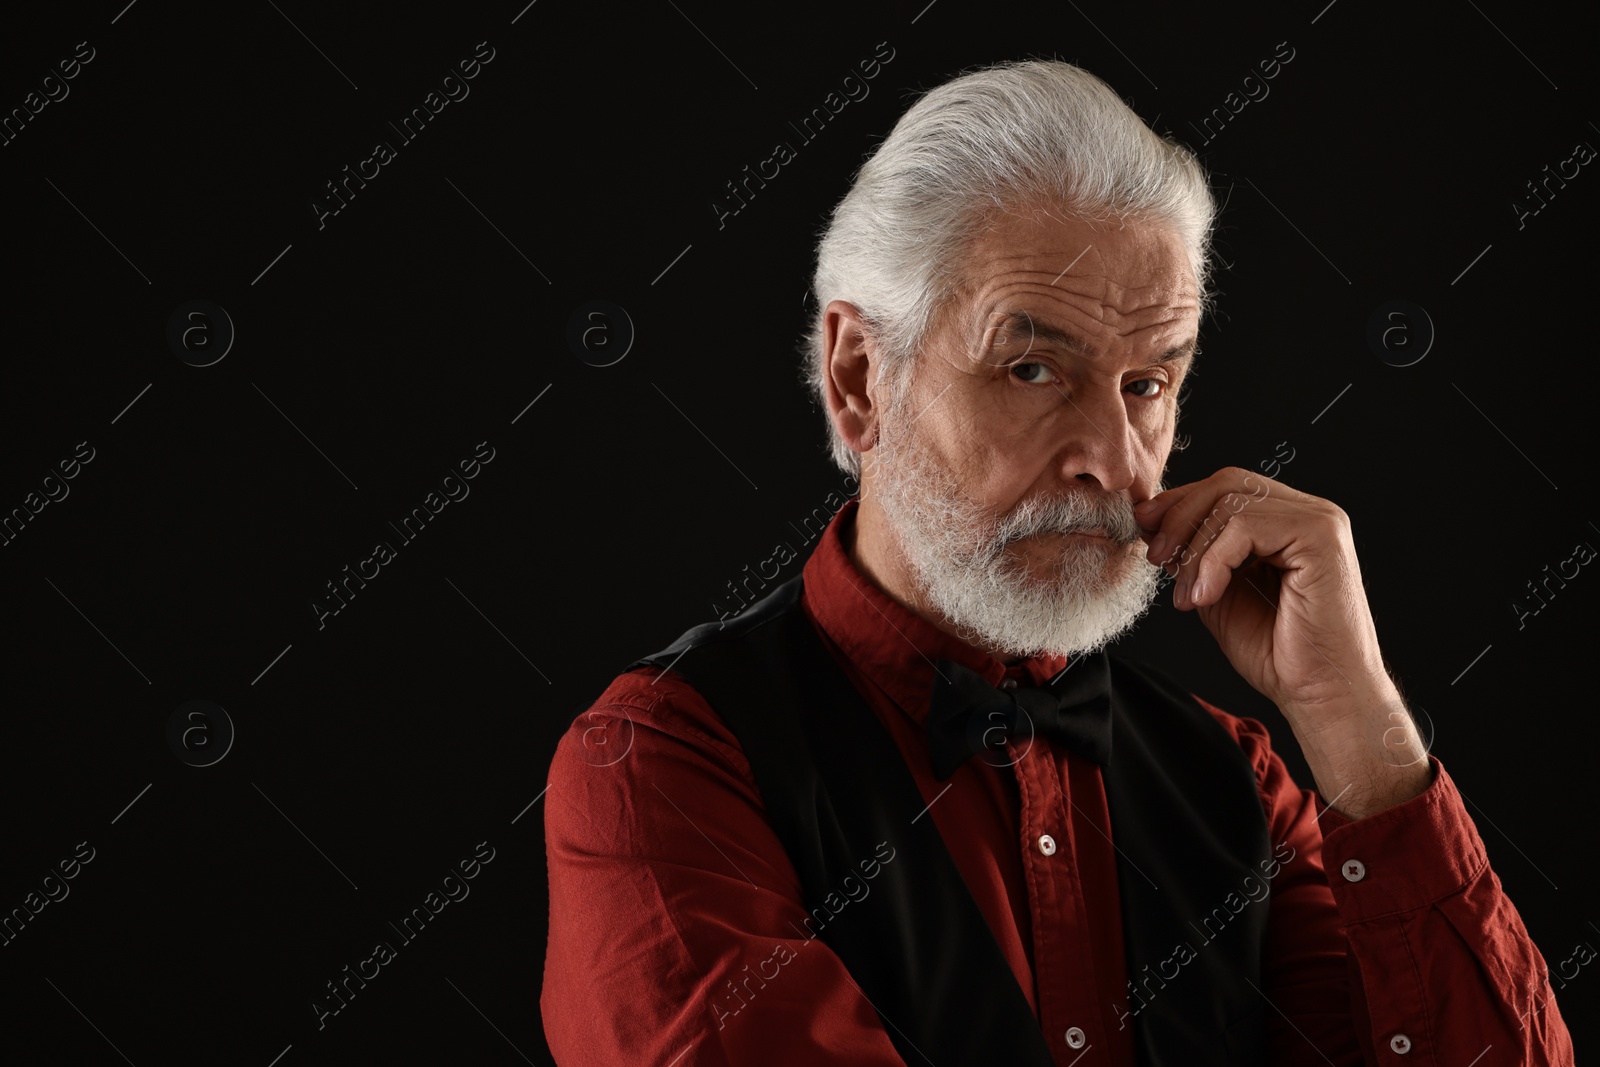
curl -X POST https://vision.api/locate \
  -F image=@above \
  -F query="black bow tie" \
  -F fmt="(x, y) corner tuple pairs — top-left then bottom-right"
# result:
(926, 653), (1113, 780)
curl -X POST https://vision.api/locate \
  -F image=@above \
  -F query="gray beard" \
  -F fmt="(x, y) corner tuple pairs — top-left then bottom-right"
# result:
(868, 397), (1165, 660)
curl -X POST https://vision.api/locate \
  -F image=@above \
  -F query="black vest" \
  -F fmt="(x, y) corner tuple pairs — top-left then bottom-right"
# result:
(625, 574), (1271, 1065)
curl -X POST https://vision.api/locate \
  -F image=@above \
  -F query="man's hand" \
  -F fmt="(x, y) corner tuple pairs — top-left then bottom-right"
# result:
(1133, 468), (1432, 819)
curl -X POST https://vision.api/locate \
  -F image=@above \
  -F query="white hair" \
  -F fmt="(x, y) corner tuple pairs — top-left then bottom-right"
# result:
(803, 59), (1217, 477)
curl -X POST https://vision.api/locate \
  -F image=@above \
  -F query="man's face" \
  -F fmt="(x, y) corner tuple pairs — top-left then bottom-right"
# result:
(862, 203), (1201, 658)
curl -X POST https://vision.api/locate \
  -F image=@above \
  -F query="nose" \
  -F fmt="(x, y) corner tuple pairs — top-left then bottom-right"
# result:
(1057, 382), (1138, 494)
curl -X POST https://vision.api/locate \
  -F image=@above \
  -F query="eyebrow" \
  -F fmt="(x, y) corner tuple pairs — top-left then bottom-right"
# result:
(987, 311), (1198, 369)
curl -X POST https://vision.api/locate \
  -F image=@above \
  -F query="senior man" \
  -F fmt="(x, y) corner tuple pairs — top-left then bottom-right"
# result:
(541, 60), (1572, 1065)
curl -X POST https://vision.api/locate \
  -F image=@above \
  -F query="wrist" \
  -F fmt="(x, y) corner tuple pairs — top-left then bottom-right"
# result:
(1314, 759), (1434, 820)
(1278, 678), (1433, 818)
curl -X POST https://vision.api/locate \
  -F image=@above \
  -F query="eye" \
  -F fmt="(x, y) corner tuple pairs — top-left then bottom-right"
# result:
(1010, 363), (1170, 398)
(1011, 362), (1057, 385)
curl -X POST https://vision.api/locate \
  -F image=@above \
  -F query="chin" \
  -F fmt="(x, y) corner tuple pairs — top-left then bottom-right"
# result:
(1018, 537), (1134, 587)
(927, 542), (1163, 660)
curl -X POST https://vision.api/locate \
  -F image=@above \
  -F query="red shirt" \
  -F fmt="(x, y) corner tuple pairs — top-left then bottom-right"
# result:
(541, 497), (1573, 1065)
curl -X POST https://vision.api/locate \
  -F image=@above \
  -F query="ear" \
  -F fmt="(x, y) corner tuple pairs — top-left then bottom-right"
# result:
(822, 300), (883, 456)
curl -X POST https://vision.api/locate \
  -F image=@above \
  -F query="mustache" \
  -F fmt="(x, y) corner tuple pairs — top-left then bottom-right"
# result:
(872, 404), (1155, 549)
(994, 488), (1152, 546)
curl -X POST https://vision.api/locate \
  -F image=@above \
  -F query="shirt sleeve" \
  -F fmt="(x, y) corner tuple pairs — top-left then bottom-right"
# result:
(1202, 702), (1575, 1066)
(540, 668), (907, 1067)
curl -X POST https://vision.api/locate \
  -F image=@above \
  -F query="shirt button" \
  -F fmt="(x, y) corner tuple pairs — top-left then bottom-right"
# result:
(1389, 1034), (1411, 1054)
(1341, 859), (1367, 882)
(1065, 1026), (1086, 1049)
(1000, 677), (1019, 689)
(1038, 834), (1057, 856)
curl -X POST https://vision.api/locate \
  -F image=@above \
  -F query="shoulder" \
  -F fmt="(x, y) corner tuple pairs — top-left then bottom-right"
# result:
(548, 577), (811, 817)
(584, 664), (748, 756)
(545, 664), (764, 823)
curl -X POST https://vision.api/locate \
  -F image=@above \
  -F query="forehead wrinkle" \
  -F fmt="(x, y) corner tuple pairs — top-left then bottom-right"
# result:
(972, 265), (1191, 331)
(977, 225), (1195, 309)
(938, 218), (1199, 376)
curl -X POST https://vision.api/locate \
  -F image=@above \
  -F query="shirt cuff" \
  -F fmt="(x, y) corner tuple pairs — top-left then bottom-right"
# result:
(1315, 756), (1490, 923)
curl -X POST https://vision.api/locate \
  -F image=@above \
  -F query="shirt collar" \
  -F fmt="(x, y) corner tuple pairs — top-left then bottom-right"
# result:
(800, 495), (1072, 725)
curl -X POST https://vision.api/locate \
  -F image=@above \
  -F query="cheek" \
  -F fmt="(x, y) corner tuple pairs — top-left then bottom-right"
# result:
(934, 399), (1017, 468)
(932, 425), (1026, 505)
(1139, 398), (1177, 435)
(1144, 400), (1177, 442)
(1132, 407), (1176, 466)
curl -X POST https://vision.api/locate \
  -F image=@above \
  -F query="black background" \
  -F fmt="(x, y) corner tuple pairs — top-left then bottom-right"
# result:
(2, 1), (1596, 1063)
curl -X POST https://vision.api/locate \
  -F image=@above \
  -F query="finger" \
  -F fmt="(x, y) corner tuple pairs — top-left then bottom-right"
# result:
(1167, 488), (1274, 607)
(1168, 501), (1237, 608)
(1133, 481), (1203, 534)
(1146, 469), (1273, 567)
(1187, 512), (1267, 608)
